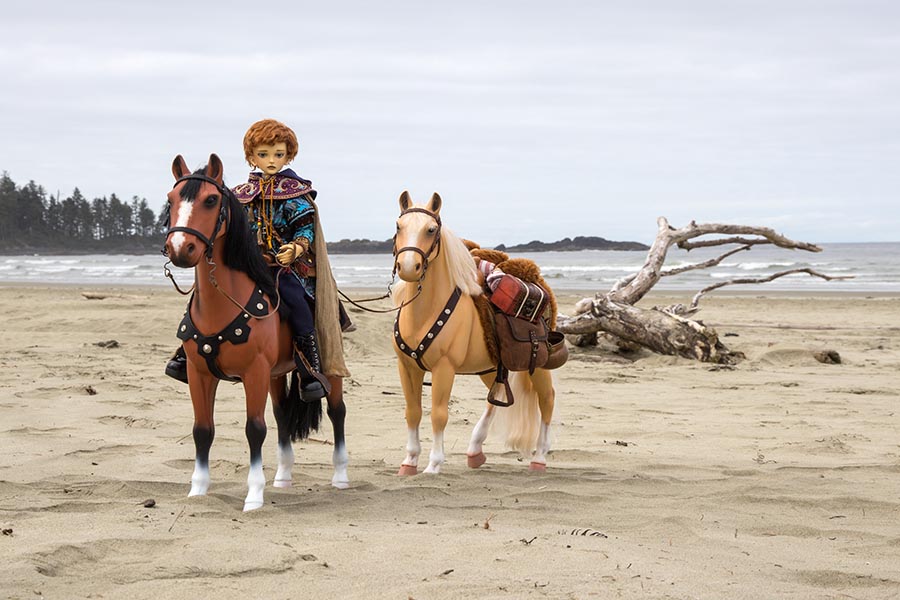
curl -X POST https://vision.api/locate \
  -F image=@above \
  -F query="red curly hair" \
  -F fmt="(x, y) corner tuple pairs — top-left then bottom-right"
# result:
(242, 119), (299, 166)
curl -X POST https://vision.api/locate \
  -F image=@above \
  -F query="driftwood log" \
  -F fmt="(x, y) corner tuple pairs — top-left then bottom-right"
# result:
(555, 217), (851, 363)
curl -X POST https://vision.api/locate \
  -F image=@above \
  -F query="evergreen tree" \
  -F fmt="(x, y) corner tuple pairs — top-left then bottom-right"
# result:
(45, 192), (62, 234)
(0, 172), (16, 241)
(91, 196), (109, 239)
(75, 190), (93, 240)
(17, 181), (46, 237)
(133, 196), (155, 237)
(108, 193), (132, 238)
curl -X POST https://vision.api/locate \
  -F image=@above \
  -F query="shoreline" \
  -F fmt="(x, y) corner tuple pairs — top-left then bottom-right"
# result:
(3, 280), (899, 300)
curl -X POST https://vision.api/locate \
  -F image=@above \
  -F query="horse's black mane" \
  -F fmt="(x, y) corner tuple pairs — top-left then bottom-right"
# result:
(181, 167), (276, 300)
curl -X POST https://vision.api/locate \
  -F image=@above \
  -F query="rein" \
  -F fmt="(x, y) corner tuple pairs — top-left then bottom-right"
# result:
(336, 206), (443, 314)
(162, 173), (281, 319)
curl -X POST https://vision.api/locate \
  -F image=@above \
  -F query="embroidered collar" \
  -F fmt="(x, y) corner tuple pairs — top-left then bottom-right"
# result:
(232, 169), (316, 204)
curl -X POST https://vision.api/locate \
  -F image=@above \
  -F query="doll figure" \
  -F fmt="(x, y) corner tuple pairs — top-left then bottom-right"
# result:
(166, 119), (350, 396)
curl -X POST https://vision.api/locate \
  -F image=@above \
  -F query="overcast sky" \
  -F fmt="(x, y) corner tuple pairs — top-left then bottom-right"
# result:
(1, 1), (898, 245)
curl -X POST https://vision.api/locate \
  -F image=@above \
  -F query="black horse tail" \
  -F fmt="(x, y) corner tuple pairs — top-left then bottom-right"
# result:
(286, 371), (322, 441)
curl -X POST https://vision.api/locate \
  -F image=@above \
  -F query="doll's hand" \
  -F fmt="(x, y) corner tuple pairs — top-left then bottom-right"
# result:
(275, 242), (301, 266)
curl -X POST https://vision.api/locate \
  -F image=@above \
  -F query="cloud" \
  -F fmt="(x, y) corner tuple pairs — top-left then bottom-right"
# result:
(1, 1), (898, 243)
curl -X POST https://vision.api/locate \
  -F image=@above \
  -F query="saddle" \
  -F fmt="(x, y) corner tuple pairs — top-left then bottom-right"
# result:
(467, 244), (568, 406)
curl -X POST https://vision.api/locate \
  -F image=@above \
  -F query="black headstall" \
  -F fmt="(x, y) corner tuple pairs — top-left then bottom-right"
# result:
(162, 173), (231, 260)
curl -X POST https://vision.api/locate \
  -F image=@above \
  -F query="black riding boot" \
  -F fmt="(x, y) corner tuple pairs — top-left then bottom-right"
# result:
(293, 331), (330, 402)
(165, 346), (188, 384)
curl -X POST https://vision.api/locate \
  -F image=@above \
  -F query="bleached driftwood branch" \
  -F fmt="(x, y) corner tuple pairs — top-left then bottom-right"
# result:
(555, 218), (849, 363)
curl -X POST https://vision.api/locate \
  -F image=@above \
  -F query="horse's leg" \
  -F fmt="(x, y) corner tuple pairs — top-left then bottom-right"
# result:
(397, 362), (425, 475)
(270, 374), (294, 488)
(241, 364), (270, 511)
(529, 369), (556, 471)
(187, 367), (219, 497)
(325, 375), (349, 489)
(424, 362), (456, 474)
(466, 373), (499, 469)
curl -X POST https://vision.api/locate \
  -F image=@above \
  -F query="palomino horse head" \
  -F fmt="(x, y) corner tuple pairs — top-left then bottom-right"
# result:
(394, 191), (443, 283)
(164, 154), (230, 268)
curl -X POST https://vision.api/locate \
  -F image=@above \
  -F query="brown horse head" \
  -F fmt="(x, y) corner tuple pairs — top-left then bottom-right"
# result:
(394, 191), (443, 282)
(164, 154), (228, 268)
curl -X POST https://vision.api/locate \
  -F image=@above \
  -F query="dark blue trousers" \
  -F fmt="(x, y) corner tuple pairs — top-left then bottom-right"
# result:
(277, 270), (314, 336)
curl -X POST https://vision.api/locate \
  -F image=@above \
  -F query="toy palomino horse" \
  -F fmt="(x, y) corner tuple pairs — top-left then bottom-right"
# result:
(392, 191), (556, 474)
(163, 154), (348, 511)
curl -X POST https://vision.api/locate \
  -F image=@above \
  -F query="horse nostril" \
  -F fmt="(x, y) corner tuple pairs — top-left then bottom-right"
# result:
(415, 262), (421, 272)
(187, 242), (196, 255)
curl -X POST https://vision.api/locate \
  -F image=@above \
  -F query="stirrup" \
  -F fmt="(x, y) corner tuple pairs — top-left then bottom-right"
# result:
(165, 347), (188, 384)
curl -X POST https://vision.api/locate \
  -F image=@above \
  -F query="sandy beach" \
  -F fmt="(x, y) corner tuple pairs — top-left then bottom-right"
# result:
(1, 283), (898, 599)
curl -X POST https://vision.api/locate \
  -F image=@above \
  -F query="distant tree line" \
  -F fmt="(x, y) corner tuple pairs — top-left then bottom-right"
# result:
(0, 170), (648, 255)
(0, 171), (164, 252)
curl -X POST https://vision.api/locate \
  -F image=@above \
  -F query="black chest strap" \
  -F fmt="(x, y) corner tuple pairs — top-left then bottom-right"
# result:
(176, 287), (270, 382)
(394, 287), (462, 371)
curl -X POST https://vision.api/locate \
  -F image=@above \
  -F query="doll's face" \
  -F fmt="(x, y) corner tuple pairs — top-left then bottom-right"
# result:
(250, 142), (290, 175)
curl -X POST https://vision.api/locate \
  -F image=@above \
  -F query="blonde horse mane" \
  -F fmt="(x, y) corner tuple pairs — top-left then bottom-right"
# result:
(393, 218), (482, 304)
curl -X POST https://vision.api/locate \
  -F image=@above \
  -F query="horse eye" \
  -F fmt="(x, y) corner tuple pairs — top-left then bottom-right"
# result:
(204, 195), (219, 207)
(427, 226), (437, 234)
(396, 222), (400, 231)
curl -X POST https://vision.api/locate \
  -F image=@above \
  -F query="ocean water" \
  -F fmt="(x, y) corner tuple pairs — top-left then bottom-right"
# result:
(1, 243), (898, 293)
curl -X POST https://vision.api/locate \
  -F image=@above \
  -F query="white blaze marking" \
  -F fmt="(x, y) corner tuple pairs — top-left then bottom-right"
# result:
(169, 200), (196, 254)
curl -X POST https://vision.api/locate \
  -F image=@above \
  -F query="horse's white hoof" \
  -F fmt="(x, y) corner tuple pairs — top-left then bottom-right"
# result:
(331, 479), (350, 490)
(243, 500), (264, 512)
(528, 461), (547, 472)
(273, 479), (292, 488)
(188, 486), (208, 497)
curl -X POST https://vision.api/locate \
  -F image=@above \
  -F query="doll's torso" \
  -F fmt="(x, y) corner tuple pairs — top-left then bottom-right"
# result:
(234, 170), (319, 295)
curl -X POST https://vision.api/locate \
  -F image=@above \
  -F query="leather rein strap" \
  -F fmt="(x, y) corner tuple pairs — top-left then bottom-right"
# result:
(338, 206), (443, 315)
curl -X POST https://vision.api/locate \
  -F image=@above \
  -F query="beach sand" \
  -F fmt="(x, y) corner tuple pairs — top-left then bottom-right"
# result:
(1, 284), (899, 599)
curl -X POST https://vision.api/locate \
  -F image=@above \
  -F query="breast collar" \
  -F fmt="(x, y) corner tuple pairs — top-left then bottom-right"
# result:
(176, 287), (270, 382)
(393, 287), (461, 372)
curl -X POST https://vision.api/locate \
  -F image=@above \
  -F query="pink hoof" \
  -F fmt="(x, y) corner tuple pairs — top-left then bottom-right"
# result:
(528, 461), (547, 472)
(397, 464), (418, 476)
(466, 452), (487, 469)
(273, 479), (292, 488)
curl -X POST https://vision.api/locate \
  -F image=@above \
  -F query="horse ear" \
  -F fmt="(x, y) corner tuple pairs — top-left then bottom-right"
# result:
(205, 154), (224, 186)
(428, 192), (442, 215)
(398, 190), (412, 212)
(172, 155), (190, 180)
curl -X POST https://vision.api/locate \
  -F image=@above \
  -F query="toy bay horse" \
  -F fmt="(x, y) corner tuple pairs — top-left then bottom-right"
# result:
(392, 191), (556, 474)
(163, 154), (348, 511)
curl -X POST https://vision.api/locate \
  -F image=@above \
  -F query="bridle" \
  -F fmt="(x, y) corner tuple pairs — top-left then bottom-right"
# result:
(163, 173), (231, 263)
(392, 207), (443, 280)
(337, 206), (442, 314)
(161, 173), (280, 318)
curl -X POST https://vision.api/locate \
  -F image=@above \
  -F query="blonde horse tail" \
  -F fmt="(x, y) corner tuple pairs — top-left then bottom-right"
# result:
(491, 371), (541, 456)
